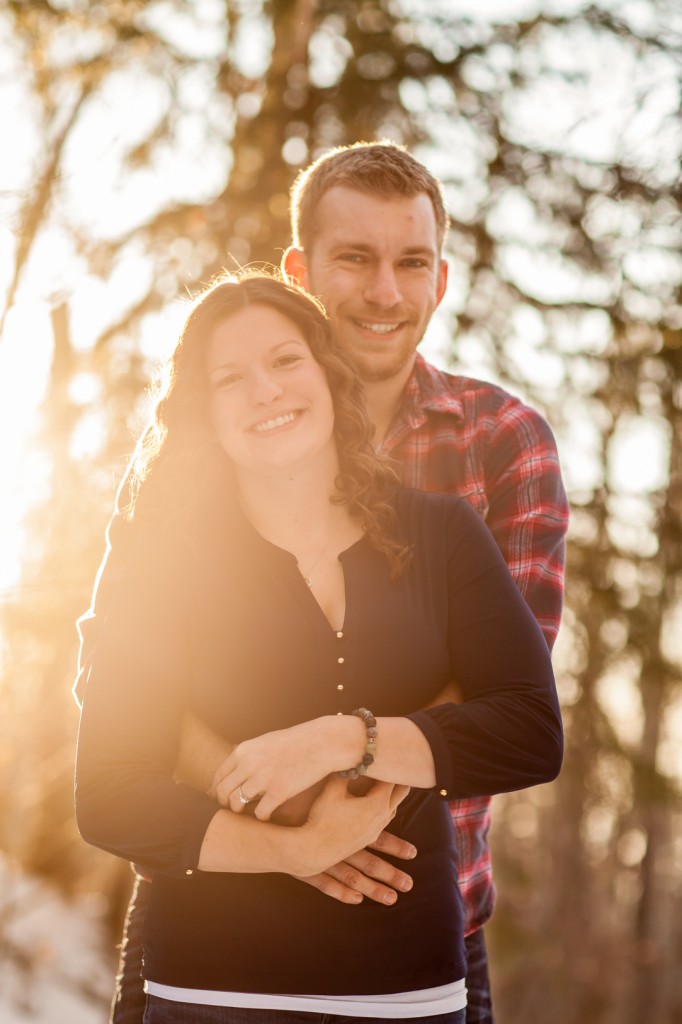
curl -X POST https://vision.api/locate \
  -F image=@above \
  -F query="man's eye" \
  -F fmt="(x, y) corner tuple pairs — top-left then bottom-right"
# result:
(402, 258), (428, 268)
(338, 253), (366, 263)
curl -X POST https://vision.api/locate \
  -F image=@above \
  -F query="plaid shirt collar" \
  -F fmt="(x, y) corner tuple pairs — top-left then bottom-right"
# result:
(383, 354), (464, 450)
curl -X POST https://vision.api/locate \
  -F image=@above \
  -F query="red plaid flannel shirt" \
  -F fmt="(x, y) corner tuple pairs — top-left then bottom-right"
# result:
(380, 354), (569, 936)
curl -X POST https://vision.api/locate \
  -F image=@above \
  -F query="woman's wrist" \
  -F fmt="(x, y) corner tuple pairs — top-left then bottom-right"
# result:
(338, 708), (377, 779)
(321, 713), (367, 773)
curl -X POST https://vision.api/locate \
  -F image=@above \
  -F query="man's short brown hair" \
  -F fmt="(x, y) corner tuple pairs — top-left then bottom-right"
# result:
(290, 141), (449, 253)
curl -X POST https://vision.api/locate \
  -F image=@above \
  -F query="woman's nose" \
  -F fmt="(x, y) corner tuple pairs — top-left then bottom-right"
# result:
(248, 369), (284, 405)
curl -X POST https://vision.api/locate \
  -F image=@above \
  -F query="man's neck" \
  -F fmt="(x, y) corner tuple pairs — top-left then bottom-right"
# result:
(363, 361), (415, 449)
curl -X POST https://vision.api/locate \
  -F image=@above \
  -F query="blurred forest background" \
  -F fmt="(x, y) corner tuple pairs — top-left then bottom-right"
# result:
(0, 1), (681, 1022)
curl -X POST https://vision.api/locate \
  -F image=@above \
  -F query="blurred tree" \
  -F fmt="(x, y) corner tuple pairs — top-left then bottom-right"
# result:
(1, 1), (680, 1021)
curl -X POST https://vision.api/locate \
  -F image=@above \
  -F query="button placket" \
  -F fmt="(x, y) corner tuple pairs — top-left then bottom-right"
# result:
(334, 630), (346, 706)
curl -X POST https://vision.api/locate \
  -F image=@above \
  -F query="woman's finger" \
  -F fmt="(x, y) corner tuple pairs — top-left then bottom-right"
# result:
(211, 755), (238, 802)
(227, 781), (258, 814)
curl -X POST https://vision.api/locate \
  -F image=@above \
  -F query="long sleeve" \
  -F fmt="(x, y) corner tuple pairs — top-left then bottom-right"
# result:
(407, 497), (563, 798)
(74, 528), (219, 877)
(385, 359), (570, 651)
(482, 399), (569, 650)
(73, 509), (132, 708)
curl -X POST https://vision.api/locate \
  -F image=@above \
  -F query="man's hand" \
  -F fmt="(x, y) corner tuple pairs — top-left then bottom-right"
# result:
(296, 829), (416, 905)
(263, 777), (418, 903)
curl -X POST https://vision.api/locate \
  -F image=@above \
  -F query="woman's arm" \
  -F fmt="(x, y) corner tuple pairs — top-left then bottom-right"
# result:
(401, 498), (563, 798)
(75, 528), (410, 880)
(75, 531), (220, 877)
(212, 714), (436, 821)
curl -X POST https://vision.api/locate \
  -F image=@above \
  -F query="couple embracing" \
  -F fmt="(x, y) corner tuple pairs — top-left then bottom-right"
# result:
(75, 142), (568, 1024)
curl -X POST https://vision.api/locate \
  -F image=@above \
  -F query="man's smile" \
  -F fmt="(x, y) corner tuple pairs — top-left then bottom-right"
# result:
(353, 319), (405, 334)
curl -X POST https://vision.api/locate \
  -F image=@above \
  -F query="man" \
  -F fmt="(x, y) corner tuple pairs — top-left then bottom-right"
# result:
(281, 142), (567, 1022)
(76, 142), (568, 1024)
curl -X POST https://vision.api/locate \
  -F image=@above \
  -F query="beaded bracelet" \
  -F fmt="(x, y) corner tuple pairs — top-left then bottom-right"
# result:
(339, 707), (378, 779)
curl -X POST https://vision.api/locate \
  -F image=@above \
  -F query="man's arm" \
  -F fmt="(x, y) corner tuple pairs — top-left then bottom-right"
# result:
(485, 399), (569, 649)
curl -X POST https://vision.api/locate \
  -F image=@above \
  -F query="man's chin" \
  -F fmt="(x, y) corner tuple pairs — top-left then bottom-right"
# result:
(353, 351), (415, 385)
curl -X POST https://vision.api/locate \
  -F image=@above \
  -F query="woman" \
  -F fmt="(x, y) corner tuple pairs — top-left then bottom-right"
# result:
(76, 272), (562, 1023)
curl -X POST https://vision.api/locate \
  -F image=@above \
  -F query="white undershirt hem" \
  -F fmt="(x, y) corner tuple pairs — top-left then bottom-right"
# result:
(145, 979), (467, 1018)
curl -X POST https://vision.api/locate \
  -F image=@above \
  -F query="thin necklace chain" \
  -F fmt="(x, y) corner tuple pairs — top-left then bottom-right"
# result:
(297, 505), (345, 587)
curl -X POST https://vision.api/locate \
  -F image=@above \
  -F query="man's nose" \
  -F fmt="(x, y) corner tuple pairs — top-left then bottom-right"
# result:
(362, 264), (402, 307)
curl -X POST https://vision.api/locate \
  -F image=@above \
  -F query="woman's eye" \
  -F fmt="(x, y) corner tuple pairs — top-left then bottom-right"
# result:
(215, 373), (242, 389)
(275, 355), (302, 368)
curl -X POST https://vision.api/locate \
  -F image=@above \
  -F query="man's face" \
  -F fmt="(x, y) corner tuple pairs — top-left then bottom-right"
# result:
(286, 187), (448, 386)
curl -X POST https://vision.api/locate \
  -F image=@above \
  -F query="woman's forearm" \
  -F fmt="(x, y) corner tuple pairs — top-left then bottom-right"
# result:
(189, 684), (459, 815)
(213, 713), (438, 818)
(364, 717), (436, 789)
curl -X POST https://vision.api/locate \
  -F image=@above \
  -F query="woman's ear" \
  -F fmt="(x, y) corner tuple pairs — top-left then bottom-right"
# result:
(281, 246), (309, 289)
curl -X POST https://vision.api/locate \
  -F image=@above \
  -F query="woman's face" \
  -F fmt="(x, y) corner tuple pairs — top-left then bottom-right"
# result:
(205, 304), (336, 477)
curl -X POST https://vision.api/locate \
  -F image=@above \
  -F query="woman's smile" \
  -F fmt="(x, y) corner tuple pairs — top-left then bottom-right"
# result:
(251, 409), (302, 433)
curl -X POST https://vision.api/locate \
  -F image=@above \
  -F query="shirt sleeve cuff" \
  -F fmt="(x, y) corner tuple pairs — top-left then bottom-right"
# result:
(406, 710), (452, 799)
(178, 790), (223, 877)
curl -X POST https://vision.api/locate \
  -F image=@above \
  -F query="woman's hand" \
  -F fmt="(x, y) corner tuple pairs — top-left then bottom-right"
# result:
(212, 716), (362, 820)
(292, 775), (410, 878)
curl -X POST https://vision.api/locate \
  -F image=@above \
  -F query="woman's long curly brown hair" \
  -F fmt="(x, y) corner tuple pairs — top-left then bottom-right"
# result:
(122, 271), (410, 579)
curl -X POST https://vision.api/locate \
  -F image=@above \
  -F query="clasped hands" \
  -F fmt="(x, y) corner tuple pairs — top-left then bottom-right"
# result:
(207, 716), (417, 906)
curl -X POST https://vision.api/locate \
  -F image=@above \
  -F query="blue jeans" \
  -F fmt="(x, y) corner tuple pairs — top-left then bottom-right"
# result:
(463, 930), (494, 1024)
(143, 997), (466, 1024)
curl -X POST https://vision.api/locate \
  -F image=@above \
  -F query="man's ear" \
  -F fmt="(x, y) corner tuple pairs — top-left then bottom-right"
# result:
(435, 258), (448, 308)
(282, 246), (309, 289)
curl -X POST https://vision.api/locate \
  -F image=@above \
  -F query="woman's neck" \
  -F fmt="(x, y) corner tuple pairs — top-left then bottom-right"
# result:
(235, 457), (362, 632)
(236, 463), (343, 549)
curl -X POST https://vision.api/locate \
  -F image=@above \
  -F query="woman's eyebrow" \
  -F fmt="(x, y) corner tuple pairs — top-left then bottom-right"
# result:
(208, 339), (307, 374)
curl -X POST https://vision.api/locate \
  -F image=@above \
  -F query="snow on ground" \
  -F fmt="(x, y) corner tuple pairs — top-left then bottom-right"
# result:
(0, 855), (114, 1023)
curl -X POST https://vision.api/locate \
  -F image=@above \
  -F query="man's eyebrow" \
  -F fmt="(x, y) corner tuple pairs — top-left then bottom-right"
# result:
(401, 246), (437, 256)
(329, 240), (374, 251)
(329, 240), (436, 256)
